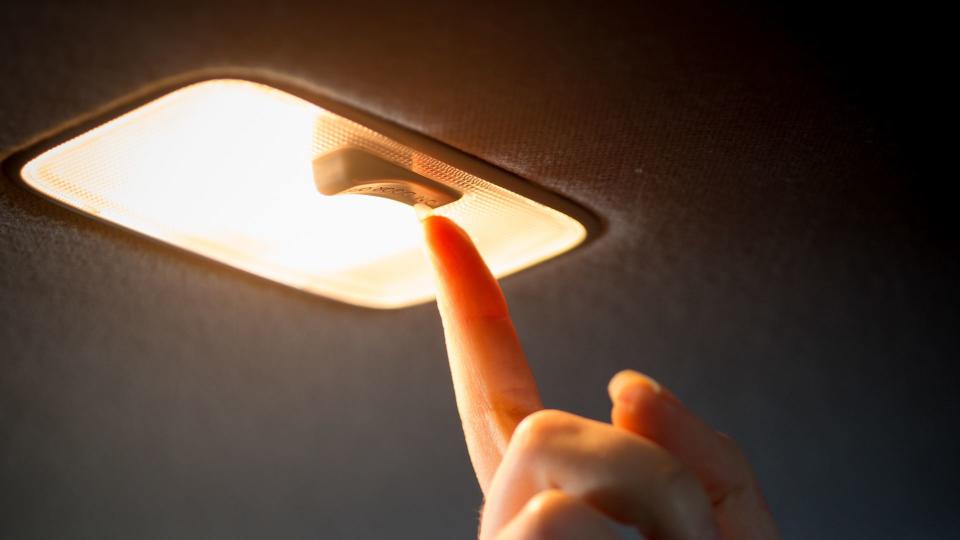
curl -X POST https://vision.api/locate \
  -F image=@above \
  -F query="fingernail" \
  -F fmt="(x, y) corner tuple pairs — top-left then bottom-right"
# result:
(608, 370), (661, 403)
(414, 203), (434, 221)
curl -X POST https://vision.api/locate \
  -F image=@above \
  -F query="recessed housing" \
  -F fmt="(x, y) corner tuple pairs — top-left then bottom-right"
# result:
(5, 76), (598, 308)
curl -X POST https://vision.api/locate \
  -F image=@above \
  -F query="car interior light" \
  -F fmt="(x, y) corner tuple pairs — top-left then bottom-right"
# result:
(8, 77), (597, 308)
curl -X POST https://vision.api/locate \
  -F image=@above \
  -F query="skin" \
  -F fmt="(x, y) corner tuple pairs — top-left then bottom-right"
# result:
(421, 215), (780, 540)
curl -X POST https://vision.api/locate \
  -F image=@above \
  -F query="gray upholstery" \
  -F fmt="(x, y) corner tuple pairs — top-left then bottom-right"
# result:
(1, 1), (956, 539)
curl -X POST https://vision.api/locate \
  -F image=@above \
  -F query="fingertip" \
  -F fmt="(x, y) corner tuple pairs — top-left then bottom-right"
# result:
(421, 214), (477, 270)
(608, 370), (662, 404)
(421, 214), (509, 320)
(608, 370), (686, 453)
(607, 372), (766, 531)
(421, 214), (467, 255)
(421, 212), (459, 233)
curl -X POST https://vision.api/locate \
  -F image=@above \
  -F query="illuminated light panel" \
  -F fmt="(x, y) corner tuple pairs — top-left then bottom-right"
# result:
(15, 79), (591, 308)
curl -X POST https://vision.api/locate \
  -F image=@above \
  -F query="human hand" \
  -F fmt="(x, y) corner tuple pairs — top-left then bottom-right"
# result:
(421, 215), (779, 540)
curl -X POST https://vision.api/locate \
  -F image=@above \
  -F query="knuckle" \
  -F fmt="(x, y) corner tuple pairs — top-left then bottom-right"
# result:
(662, 462), (708, 507)
(522, 491), (577, 539)
(527, 490), (572, 517)
(660, 464), (718, 540)
(512, 409), (577, 451)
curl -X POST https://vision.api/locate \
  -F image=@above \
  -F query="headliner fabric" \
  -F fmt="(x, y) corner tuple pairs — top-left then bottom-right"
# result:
(1, 1), (956, 539)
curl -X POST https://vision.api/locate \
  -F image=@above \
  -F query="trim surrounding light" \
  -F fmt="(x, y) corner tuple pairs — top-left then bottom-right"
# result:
(6, 76), (598, 309)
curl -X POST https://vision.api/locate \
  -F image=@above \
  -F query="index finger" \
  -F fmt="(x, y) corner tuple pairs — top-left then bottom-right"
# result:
(421, 214), (543, 494)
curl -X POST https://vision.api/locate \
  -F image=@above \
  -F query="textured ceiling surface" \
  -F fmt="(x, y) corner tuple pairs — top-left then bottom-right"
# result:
(1, 1), (956, 539)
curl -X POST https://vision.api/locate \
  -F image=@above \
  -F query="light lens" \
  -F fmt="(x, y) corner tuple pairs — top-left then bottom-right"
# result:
(20, 79), (587, 308)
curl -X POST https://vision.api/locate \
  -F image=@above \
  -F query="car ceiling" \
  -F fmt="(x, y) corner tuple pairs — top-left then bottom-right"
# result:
(1, 1), (956, 539)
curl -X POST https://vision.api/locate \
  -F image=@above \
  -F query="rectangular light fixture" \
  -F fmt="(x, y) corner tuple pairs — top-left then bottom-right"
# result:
(6, 76), (597, 308)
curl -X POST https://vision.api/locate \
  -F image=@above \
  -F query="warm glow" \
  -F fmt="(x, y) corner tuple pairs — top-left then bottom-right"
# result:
(20, 79), (587, 308)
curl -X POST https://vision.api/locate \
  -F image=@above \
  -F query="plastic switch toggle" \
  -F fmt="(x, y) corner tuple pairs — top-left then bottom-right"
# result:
(312, 148), (462, 208)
